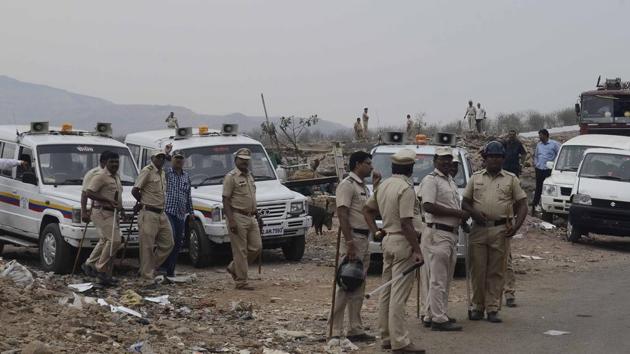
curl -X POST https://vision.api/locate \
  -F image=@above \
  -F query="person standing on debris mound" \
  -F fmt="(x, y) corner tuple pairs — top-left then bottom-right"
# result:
(475, 103), (486, 134)
(354, 118), (364, 141)
(160, 144), (194, 277)
(420, 147), (467, 331)
(364, 149), (425, 354)
(85, 152), (125, 285)
(406, 114), (415, 142)
(223, 148), (263, 290)
(462, 141), (528, 323)
(463, 101), (477, 131)
(502, 130), (527, 177)
(532, 129), (560, 215)
(80, 151), (110, 277)
(132, 151), (174, 282)
(362, 107), (369, 139)
(329, 151), (376, 343)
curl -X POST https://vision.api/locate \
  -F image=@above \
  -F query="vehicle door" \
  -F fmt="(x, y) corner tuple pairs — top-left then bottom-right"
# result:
(12, 146), (41, 235)
(0, 141), (22, 232)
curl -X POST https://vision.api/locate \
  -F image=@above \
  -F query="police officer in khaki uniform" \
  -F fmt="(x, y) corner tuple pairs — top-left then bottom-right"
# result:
(462, 141), (528, 323)
(329, 151), (375, 342)
(223, 148), (262, 290)
(80, 151), (109, 277)
(420, 147), (468, 331)
(364, 149), (425, 354)
(132, 151), (174, 280)
(85, 152), (125, 285)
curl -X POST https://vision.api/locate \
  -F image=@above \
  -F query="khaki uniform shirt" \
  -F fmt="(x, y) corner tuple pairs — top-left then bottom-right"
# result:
(335, 172), (370, 230)
(223, 168), (257, 213)
(420, 168), (461, 227)
(82, 167), (102, 192)
(366, 175), (417, 234)
(134, 163), (166, 208)
(462, 169), (527, 220)
(87, 169), (123, 208)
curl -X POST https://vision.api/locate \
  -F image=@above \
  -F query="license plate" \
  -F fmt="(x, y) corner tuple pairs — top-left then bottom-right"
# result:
(263, 225), (284, 236)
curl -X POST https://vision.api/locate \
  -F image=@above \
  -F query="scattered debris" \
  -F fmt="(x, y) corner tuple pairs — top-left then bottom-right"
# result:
(520, 255), (544, 260)
(544, 330), (571, 336)
(325, 338), (359, 353)
(538, 222), (557, 231)
(20, 340), (52, 354)
(262, 348), (291, 354)
(144, 295), (170, 306)
(0, 260), (34, 287)
(121, 289), (144, 306)
(167, 273), (198, 283)
(67, 282), (93, 293)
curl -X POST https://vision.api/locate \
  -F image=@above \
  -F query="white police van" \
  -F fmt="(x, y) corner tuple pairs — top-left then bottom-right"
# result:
(366, 132), (473, 270)
(0, 122), (139, 273)
(124, 125), (312, 267)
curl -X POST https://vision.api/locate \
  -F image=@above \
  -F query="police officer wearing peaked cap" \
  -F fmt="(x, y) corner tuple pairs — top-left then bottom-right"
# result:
(462, 141), (528, 323)
(223, 148), (263, 290)
(364, 148), (426, 354)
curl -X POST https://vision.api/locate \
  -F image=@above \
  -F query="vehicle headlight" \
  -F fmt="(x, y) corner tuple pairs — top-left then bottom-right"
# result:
(290, 201), (305, 215)
(72, 208), (82, 224)
(542, 184), (558, 197)
(573, 193), (592, 206)
(211, 207), (222, 222)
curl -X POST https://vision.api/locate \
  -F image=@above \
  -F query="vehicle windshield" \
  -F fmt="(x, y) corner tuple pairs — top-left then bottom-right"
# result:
(581, 94), (630, 123)
(37, 145), (138, 186)
(178, 144), (276, 186)
(366, 152), (466, 188)
(554, 145), (595, 172)
(579, 153), (630, 182)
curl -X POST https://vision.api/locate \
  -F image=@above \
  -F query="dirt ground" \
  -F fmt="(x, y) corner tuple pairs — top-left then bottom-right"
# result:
(2, 214), (630, 354)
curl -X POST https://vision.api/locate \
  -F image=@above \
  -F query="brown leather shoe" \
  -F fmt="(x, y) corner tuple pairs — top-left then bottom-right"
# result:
(392, 343), (426, 354)
(381, 340), (391, 350)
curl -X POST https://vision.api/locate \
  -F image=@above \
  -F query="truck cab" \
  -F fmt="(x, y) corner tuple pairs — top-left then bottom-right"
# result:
(0, 122), (139, 273)
(124, 125), (312, 267)
(576, 77), (630, 136)
(540, 134), (630, 221)
(366, 137), (473, 270)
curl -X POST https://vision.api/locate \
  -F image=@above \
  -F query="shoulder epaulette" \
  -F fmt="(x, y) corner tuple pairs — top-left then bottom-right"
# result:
(503, 170), (517, 177)
(472, 170), (485, 175)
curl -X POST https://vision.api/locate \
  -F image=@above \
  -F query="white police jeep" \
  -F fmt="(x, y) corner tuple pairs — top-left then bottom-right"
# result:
(0, 122), (139, 273)
(124, 125), (312, 267)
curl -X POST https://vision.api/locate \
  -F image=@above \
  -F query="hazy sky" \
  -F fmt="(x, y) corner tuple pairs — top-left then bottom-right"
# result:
(2, 0), (629, 127)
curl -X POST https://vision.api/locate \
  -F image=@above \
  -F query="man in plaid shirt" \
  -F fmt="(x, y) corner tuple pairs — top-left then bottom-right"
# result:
(161, 144), (194, 276)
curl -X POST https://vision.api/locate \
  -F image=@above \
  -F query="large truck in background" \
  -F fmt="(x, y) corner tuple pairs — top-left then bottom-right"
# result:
(575, 77), (630, 136)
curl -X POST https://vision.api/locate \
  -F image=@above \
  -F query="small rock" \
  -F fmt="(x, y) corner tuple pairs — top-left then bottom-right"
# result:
(270, 297), (282, 303)
(176, 327), (189, 335)
(90, 332), (109, 343)
(21, 341), (52, 354)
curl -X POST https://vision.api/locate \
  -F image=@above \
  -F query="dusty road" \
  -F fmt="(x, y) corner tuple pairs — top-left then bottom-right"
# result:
(2, 218), (630, 353)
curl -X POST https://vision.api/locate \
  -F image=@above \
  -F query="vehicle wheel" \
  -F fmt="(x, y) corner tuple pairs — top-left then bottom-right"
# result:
(188, 219), (212, 267)
(39, 223), (75, 274)
(282, 235), (305, 261)
(566, 221), (583, 243)
(0, 242), (4, 255)
(541, 211), (554, 223)
(367, 253), (383, 274)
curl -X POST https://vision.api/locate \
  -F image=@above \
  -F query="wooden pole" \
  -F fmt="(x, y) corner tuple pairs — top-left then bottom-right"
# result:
(328, 227), (342, 339)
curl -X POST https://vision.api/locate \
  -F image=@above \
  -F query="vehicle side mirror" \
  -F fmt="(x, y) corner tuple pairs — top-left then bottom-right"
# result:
(546, 161), (554, 170)
(575, 103), (580, 116)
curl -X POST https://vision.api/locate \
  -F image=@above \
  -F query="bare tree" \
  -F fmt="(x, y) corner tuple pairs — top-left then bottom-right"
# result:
(277, 114), (319, 157)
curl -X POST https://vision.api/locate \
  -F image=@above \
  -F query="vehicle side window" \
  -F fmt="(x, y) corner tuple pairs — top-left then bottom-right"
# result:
(17, 146), (37, 185)
(141, 149), (149, 168)
(1, 142), (17, 177)
(128, 144), (141, 165)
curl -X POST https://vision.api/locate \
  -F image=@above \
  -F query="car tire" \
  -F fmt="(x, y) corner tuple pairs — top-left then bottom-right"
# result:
(282, 235), (305, 261)
(566, 221), (583, 243)
(39, 223), (74, 274)
(541, 211), (554, 223)
(0, 242), (4, 255)
(188, 219), (212, 267)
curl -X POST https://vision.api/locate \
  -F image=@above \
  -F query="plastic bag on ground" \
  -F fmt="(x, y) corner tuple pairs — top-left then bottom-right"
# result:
(0, 260), (34, 287)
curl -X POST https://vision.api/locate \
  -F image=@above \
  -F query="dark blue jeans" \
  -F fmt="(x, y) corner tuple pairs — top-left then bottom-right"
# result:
(162, 213), (185, 276)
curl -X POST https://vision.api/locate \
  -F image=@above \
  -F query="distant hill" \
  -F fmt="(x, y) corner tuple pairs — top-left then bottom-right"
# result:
(0, 75), (348, 135)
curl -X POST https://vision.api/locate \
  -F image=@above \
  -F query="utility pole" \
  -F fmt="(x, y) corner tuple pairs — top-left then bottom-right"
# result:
(260, 93), (282, 155)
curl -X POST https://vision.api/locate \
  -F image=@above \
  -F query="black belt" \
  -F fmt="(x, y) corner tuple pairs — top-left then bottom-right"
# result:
(233, 208), (257, 217)
(427, 223), (457, 233)
(475, 218), (508, 227)
(352, 228), (370, 236)
(144, 205), (163, 214)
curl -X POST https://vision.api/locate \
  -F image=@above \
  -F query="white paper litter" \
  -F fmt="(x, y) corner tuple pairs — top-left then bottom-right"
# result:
(538, 222), (556, 231)
(520, 255), (544, 260)
(97, 298), (109, 307)
(0, 260), (34, 287)
(166, 274), (198, 283)
(512, 233), (524, 239)
(110, 305), (143, 318)
(68, 282), (93, 292)
(144, 295), (170, 305)
(263, 348), (290, 354)
(325, 338), (359, 353)
(544, 330), (571, 336)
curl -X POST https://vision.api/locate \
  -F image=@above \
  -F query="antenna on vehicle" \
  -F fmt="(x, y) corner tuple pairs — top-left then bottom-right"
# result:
(596, 75), (602, 88)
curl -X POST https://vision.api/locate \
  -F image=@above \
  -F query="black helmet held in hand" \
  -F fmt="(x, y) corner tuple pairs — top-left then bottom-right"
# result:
(336, 257), (365, 292)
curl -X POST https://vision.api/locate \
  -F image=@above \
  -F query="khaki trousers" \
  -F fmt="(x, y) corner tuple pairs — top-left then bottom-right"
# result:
(378, 234), (415, 351)
(227, 213), (262, 287)
(362, 120), (369, 136)
(85, 223), (105, 267)
(138, 209), (174, 279)
(424, 227), (457, 323)
(90, 209), (122, 274)
(468, 116), (475, 131)
(330, 234), (370, 337)
(469, 224), (508, 313)
(504, 251), (515, 300)
(419, 241), (430, 318)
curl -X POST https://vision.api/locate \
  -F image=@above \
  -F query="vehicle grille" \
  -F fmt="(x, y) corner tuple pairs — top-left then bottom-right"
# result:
(119, 209), (139, 239)
(560, 187), (572, 196)
(257, 202), (286, 219)
(287, 220), (304, 228)
(591, 199), (630, 210)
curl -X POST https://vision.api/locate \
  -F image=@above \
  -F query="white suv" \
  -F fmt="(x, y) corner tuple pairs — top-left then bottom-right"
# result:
(124, 126), (312, 267)
(541, 134), (630, 221)
(0, 123), (139, 273)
